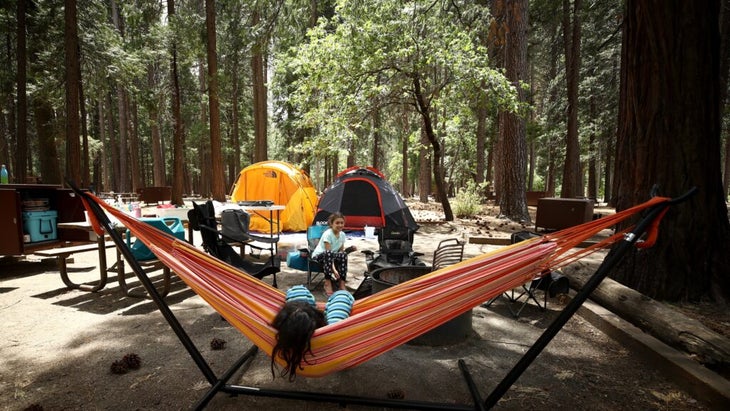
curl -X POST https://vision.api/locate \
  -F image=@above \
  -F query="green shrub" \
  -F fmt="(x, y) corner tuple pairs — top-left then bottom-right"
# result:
(453, 182), (485, 218)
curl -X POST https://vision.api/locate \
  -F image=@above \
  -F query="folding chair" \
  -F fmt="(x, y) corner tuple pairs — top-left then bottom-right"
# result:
(431, 238), (465, 271)
(483, 231), (550, 318)
(220, 208), (278, 258)
(188, 201), (280, 287)
(285, 224), (328, 288)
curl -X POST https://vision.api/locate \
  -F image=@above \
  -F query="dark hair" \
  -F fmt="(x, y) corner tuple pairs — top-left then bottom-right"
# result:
(270, 300), (326, 381)
(327, 212), (345, 226)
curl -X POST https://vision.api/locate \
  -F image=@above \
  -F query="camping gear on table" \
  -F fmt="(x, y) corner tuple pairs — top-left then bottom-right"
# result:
(313, 166), (418, 231)
(229, 160), (318, 232)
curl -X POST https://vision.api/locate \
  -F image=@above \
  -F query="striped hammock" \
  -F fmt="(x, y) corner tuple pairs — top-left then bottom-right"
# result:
(81, 194), (671, 378)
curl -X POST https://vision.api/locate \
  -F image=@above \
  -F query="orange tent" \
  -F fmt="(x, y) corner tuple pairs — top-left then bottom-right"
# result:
(229, 161), (318, 232)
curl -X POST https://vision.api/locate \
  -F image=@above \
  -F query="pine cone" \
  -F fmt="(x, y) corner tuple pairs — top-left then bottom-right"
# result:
(122, 353), (141, 370)
(386, 388), (405, 399)
(110, 360), (129, 374)
(210, 338), (226, 350)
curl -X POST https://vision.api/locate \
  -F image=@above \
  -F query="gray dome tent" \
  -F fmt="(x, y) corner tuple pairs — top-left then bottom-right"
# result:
(313, 166), (419, 232)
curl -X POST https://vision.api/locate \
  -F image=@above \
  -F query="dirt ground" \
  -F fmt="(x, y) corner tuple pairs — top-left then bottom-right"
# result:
(1, 200), (728, 410)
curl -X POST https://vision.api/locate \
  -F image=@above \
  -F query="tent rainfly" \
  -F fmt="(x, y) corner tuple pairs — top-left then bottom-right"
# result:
(313, 166), (418, 231)
(230, 161), (318, 232)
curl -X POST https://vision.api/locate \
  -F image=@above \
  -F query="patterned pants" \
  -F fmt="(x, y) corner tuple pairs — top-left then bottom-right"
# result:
(314, 250), (348, 281)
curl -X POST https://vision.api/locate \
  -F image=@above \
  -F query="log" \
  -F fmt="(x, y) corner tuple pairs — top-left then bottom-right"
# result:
(563, 263), (730, 372)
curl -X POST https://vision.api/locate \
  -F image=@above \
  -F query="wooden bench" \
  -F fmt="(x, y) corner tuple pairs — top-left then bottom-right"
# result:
(35, 241), (116, 292)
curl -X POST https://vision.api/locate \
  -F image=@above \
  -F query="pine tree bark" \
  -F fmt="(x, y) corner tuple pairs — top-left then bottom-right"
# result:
(168, 0), (184, 205)
(413, 74), (453, 221)
(15, 0), (28, 182)
(148, 65), (166, 186)
(613, 0), (730, 302)
(560, 0), (583, 198)
(497, 0), (529, 222)
(251, 8), (268, 163)
(64, 0), (81, 184)
(205, 0), (225, 201)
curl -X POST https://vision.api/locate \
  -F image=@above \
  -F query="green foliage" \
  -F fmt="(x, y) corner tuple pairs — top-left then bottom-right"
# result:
(453, 181), (487, 218)
(275, 0), (517, 163)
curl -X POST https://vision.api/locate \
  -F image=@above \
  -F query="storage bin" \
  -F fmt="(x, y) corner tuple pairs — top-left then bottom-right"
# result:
(22, 210), (58, 242)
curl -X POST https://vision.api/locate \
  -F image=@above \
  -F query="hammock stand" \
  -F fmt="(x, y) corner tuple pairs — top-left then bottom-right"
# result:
(73, 183), (694, 410)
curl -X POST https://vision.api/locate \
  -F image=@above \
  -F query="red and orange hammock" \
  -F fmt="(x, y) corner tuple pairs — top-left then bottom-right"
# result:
(81, 193), (671, 378)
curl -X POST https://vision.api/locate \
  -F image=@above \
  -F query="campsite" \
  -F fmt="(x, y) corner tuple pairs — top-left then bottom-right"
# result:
(1, 1), (730, 410)
(2, 197), (728, 411)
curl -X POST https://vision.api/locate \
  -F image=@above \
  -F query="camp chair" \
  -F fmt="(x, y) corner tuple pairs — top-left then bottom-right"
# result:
(432, 238), (465, 271)
(220, 208), (278, 258)
(188, 201), (280, 287)
(285, 224), (328, 288)
(483, 231), (569, 318)
(363, 225), (426, 272)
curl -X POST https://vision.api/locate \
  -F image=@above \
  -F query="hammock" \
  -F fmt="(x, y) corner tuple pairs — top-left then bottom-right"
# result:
(81, 192), (672, 378)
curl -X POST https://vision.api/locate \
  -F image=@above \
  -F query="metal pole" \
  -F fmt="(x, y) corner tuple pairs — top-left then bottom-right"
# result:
(484, 188), (695, 408)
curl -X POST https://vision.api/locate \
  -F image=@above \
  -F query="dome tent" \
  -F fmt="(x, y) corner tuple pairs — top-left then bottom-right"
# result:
(230, 161), (318, 232)
(313, 166), (418, 232)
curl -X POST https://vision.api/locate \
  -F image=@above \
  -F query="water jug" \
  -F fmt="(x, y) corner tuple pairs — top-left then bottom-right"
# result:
(0, 164), (8, 184)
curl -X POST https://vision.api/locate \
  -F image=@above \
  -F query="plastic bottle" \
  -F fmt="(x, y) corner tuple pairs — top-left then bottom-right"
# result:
(0, 164), (8, 184)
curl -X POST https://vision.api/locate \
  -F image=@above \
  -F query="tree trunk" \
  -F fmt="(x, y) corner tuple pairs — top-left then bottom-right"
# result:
(418, 126), (429, 203)
(168, 0), (184, 205)
(148, 66), (165, 186)
(230, 57), (241, 188)
(97, 100), (108, 190)
(475, 95), (487, 186)
(587, 97), (597, 200)
(720, 0), (730, 197)
(64, 0), (81, 185)
(413, 75), (453, 221)
(560, 0), (583, 198)
(401, 132), (409, 197)
(15, 0), (28, 183)
(251, 9), (268, 163)
(79, 64), (90, 188)
(372, 108), (381, 170)
(33, 99), (61, 184)
(106, 93), (119, 192)
(205, 0), (225, 201)
(497, 0), (530, 222)
(198, 61), (210, 197)
(128, 97), (142, 192)
(613, 0), (730, 302)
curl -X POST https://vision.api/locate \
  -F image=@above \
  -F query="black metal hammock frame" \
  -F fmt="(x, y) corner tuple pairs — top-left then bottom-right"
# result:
(72, 182), (694, 410)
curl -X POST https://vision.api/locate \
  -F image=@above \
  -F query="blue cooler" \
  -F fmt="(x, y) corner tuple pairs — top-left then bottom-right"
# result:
(22, 210), (58, 242)
(126, 217), (185, 261)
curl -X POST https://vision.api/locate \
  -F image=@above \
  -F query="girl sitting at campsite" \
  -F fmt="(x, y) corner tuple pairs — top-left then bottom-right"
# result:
(271, 285), (355, 380)
(311, 212), (356, 295)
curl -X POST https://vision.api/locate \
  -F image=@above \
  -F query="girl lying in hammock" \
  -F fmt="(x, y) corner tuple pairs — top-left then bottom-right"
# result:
(271, 285), (355, 380)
